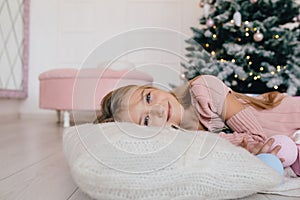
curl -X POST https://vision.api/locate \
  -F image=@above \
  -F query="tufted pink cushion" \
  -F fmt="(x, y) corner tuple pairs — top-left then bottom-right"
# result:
(39, 68), (153, 111)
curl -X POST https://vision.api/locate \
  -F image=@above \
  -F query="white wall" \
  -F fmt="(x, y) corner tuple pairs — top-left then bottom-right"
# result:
(2, 0), (202, 116)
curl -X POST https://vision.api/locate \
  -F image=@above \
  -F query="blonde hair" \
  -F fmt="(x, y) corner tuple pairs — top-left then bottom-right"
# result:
(232, 91), (284, 109)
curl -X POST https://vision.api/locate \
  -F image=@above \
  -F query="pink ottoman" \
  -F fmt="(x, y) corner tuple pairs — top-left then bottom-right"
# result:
(39, 68), (153, 127)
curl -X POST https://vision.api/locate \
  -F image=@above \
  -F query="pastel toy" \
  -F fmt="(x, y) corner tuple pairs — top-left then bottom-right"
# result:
(291, 151), (300, 176)
(269, 135), (298, 167)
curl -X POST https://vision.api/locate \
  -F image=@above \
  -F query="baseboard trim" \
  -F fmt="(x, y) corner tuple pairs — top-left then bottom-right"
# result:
(20, 112), (57, 120)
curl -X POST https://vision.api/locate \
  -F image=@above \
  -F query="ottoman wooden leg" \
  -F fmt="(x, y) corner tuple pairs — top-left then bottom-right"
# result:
(56, 110), (61, 124)
(63, 111), (70, 128)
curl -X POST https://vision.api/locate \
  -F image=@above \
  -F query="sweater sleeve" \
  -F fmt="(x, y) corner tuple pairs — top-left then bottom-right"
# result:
(223, 107), (266, 147)
(189, 75), (266, 148)
(189, 75), (231, 132)
(226, 107), (266, 142)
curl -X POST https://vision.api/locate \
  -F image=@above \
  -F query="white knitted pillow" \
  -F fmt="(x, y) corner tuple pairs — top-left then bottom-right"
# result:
(63, 122), (282, 200)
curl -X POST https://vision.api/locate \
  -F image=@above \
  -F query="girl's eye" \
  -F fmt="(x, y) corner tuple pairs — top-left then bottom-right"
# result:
(145, 92), (151, 103)
(144, 116), (150, 126)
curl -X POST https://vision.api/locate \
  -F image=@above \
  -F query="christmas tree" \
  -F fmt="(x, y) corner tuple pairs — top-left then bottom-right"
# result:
(183, 0), (300, 95)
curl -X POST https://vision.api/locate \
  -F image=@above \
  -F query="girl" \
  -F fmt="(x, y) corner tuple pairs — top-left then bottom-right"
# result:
(95, 75), (300, 175)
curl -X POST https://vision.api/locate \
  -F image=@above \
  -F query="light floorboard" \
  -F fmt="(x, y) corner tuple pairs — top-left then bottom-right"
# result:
(68, 188), (92, 200)
(0, 117), (90, 200)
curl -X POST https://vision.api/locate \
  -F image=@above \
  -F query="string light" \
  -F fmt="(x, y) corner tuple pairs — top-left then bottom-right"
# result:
(245, 27), (250, 31)
(260, 67), (264, 71)
(254, 76), (258, 80)
(205, 43), (210, 48)
(231, 59), (236, 63)
(274, 34), (280, 39)
(277, 65), (281, 72)
(213, 25), (217, 29)
(271, 71), (275, 75)
(211, 51), (216, 55)
(248, 61), (252, 65)
(253, 27), (257, 31)
(245, 32), (250, 37)
(257, 75), (261, 79)
(249, 72), (253, 76)
(274, 85), (278, 89)
(245, 21), (249, 25)
(246, 55), (250, 59)
(234, 74), (238, 78)
(212, 34), (217, 39)
(230, 20), (234, 24)
(237, 38), (241, 42)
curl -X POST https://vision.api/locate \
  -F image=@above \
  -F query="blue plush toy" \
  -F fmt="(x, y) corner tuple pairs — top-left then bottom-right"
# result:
(257, 153), (284, 175)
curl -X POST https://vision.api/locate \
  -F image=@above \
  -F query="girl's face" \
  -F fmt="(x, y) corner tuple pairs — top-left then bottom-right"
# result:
(118, 87), (184, 127)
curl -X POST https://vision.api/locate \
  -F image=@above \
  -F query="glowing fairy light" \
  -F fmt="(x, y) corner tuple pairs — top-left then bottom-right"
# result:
(277, 65), (281, 72)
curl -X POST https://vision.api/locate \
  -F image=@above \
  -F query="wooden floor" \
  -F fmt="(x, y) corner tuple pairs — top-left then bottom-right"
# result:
(0, 117), (92, 200)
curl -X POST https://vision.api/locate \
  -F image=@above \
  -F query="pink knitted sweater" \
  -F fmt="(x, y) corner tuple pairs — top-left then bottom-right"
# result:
(189, 75), (300, 147)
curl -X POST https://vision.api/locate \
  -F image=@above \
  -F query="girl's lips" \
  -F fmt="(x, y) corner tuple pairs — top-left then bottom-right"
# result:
(167, 102), (171, 122)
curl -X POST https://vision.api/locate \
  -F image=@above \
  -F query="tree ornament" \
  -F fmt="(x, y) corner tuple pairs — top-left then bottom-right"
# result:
(293, 16), (298, 22)
(199, 0), (205, 8)
(233, 11), (242, 27)
(203, 3), (210, 18)
(250, 0), (258, 4)
(253, 30), (264, 42)
(206, 18), (214, 27)
(180, 73), (186, 80)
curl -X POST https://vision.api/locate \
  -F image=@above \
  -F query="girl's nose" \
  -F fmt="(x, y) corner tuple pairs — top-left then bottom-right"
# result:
(150, 104), (164, 118)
